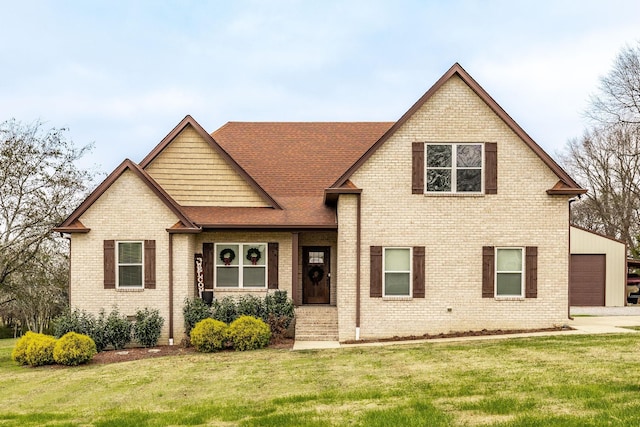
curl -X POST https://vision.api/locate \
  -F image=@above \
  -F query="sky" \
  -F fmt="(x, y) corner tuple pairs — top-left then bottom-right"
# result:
(1, 0), (639, 175)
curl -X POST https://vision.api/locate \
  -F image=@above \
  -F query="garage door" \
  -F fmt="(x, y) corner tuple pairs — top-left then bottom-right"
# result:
(570, 254), (606, 306)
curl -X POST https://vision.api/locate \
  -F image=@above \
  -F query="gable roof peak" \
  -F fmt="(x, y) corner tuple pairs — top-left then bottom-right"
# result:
(331, 62), (585, 193)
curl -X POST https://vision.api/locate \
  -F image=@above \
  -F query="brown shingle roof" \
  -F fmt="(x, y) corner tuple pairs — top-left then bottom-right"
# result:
(212, 122), (393, 198)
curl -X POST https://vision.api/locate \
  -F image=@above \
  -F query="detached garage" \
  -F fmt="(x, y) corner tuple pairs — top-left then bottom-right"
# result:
(570, 225), (627, 307)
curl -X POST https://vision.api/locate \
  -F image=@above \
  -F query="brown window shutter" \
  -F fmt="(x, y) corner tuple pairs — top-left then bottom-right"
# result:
(268, 242), (279, 289)
(370, 246), (383, 297)
(412, 142), (424, 194)
(144, 240), (156, 289)
(104, 240), (116, 289)
(413, 246), (425, 298)
(203, 243), (214, 289)
(525, 246), (538, 298)
(485, 142), (497, 194)
(482, 246), (495, 298)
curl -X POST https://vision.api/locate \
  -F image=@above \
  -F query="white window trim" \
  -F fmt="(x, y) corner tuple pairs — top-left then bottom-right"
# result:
(382, 247), (412, 298)
(214, 243), (268, 289)
(424, 142), (484, 194)
(116, 240), (144, 290)
(495, 247), (524, 298)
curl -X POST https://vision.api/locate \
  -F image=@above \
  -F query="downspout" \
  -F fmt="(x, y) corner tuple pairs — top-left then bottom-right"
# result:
(355, 193), (361, 340)
(168, 233), (174, 345)
(568, 197), (578, 320)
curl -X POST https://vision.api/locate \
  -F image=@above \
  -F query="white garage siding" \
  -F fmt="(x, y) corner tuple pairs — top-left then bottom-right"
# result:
(570, 226), (627, 307)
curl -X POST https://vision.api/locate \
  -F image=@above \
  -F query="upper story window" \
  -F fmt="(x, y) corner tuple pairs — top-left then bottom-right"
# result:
(215, 243), (267, 288)
(117, 241), (144, 289)
(425, 143), (483, 193)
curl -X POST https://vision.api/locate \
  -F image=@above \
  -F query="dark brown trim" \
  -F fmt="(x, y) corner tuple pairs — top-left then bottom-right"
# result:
(268, 242), (279, 289)
(196, 224), (338, 231)
(139, 115), (282, 210)
(412, 142), (424, 194)
(58, 159), (200, 231)
(568, 199), (574, 316)
(547, 180), (588, 195)
(324, 187), (362, 205)
(356, 194), (361, 328)
(53, 220), (91, 233)
(168, 234), (174, 342)
(291, 232), (300, 305)
(331, 63), (585, 194)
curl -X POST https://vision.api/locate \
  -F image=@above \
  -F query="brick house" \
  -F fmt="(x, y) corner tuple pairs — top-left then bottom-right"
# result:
(55, 63), (585, 344)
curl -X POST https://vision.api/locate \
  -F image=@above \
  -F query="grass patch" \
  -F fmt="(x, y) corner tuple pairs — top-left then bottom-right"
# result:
(3, 334), (640, 426)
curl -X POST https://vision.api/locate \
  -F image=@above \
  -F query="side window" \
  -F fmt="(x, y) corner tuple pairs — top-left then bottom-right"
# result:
(496, 248), (524, 297)
(117, 241), (143, 288)
(383, 248), (411, 296)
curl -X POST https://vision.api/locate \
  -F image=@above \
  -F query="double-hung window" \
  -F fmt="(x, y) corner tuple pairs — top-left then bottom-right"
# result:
(383, 247), (412, 296)
(215, 243), (267, 288)
(425, 143), (483, 193)
(117, 241), (144, 289)
(496, 248), (524, 297)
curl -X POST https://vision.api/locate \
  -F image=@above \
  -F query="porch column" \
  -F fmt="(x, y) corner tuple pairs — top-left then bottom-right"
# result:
(291, 232), (300, 305)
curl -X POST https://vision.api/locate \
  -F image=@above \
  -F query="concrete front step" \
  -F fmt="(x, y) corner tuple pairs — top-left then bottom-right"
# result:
(295, 305), (339, 341)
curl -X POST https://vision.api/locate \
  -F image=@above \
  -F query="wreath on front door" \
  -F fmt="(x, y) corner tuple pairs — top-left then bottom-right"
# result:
(246, 247), (262, 265)
(219, 248), (236, 266)
(308, 266), (324, 285)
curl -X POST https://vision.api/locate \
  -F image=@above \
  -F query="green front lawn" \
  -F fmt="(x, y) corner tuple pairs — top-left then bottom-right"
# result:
(2, 333), (640, 426)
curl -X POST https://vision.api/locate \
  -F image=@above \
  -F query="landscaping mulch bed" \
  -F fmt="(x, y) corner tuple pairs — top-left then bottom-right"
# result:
(91, 338), (294, 364)
(342, 326), (572, 345)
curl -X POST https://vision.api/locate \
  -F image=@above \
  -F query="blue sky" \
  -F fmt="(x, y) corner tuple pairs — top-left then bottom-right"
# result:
(1, 0), (639, 174)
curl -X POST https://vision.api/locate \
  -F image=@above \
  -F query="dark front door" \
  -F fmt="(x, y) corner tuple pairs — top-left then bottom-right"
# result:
(302, 246), (330, 304)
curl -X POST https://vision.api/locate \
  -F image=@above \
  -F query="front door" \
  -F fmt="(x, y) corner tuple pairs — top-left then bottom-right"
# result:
(302, 246), (330, 304)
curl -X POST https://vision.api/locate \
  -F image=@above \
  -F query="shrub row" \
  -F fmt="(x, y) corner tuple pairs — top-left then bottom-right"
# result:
(53, 307), (164, 351)
(12, 331), (97, 367)
(183, 290), (294, 342)
(190, 316), (271, 352)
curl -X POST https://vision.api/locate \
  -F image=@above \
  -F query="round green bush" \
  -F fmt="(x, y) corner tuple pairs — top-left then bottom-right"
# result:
(25, 334), (57, 367)
(190, 318), (228, 352)
(227, 316), (271, 351)
(12, 331), (39, 365)
(53, 332), (97, 366)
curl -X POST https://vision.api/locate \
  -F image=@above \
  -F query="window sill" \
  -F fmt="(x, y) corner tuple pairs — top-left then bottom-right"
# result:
(494, 296), (525, 301)
(214, 288), (268, 292)
(116, 288), (144, 292)
(382, 296), (413, 301)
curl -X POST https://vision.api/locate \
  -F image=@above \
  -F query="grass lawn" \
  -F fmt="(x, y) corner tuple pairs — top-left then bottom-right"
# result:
(2, 334), (640, 426)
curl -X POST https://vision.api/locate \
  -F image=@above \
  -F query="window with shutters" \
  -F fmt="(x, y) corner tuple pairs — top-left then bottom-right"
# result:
(425, 143), (483, 193)
(117, 241), (144, 289)
(496, 247), (524, 297)
(215, 243), (267, 288)
(383, 247), (412, 297)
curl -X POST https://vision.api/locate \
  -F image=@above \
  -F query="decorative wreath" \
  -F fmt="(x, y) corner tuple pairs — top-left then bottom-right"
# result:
(246, 247), (262, 265)
(308, 266), (324, 284)
(219, 248), (236, 266)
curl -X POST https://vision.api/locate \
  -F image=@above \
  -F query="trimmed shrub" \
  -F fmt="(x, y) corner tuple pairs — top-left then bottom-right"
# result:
(211, 296), (237, 324)
(264, 291), (295, 341)
(183, 297), (212, 335)
(52, 308), (108, 352)
(236, 294), (265, 319)
(25, 334), (57, 367)
(104, 308), (132, 350)
(227, 316), (271, 351)
(53, 332), (97, 366)
(11, 331), (39, 365)
(133, 308), (164, 348)
(190, 318), (228, 352)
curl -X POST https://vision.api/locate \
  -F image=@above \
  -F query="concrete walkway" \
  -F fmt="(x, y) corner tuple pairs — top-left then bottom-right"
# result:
(292, 310), (640, 351)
